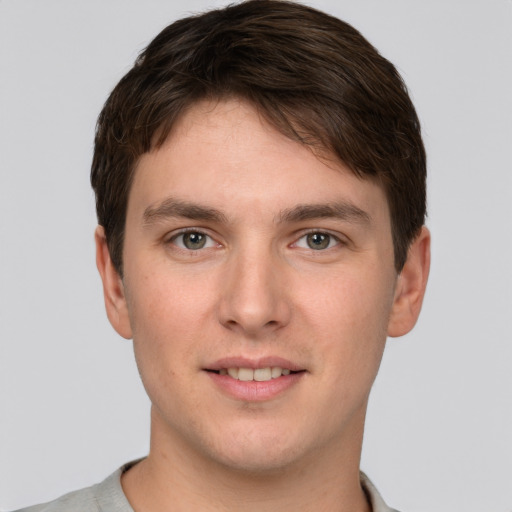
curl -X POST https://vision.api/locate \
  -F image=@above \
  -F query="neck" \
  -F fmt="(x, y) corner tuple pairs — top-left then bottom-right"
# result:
(122, 408), (371, 512)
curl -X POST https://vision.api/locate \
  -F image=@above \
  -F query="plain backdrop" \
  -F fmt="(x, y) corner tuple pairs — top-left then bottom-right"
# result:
(1, 1), (511, 511)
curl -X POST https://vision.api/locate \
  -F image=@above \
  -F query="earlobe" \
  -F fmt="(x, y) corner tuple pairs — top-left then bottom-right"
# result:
(94, 226), (133, 340)
(387, 226), (431, 338)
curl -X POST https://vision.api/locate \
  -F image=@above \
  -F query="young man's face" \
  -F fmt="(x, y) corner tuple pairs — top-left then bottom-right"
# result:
(97, 99), (428, 473)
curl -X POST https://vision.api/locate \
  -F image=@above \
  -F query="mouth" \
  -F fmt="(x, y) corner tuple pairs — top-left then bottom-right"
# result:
(206, 366), (301, 382)
(204, 357), (306, 401)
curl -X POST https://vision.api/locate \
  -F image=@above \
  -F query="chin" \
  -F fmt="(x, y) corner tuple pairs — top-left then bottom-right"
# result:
(199, 424), (315, 475)
(211, 444), (304, 475)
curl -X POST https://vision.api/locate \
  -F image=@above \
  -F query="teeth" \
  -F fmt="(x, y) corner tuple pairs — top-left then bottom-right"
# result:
(271, 367), (282, 378)
(254, 368), (271, 381)
(221, 366), (292, 382)
(238, 368), (254, 381)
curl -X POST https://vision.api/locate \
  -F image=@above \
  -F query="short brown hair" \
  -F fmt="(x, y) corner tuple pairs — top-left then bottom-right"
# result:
(91, 0), (426, 275)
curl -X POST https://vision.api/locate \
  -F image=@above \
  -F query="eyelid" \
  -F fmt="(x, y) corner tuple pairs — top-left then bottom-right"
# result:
(292, 229), (345, 250)
(164, 227), (346, 251)
(167, 227), (220, 250)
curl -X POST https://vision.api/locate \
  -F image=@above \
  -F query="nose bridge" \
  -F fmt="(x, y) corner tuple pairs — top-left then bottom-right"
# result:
(218, 241), (290, 335)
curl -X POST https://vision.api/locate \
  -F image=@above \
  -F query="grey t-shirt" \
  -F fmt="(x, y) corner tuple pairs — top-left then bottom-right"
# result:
(14, 461), (399, 512)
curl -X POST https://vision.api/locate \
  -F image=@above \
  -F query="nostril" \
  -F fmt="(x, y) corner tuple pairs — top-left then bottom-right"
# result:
(217, 286), (292, 335)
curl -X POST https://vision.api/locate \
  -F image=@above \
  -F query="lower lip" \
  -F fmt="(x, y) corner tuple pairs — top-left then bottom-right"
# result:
(205, 371), (304, 402)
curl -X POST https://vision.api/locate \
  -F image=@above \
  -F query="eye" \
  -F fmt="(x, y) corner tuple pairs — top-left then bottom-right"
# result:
(295, 232), (340, 250)
(171, 231), (217, 250)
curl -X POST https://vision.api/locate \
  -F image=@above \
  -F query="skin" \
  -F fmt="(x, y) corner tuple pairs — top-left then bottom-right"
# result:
(96, 99), (430, 512)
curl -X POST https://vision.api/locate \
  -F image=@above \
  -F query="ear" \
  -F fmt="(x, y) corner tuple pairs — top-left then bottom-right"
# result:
(387, 226), (431, 337)
(95, 226), (133, 339)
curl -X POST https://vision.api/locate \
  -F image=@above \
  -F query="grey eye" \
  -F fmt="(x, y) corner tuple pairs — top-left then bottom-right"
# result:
(182, 232), (207, 250)
(170, 231), (218, 251)
(173, 231), (212, 251)
(306, 233), (331, 250)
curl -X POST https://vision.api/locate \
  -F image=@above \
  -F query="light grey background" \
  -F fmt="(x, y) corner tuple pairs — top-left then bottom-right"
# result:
(1, 1), (511, 510)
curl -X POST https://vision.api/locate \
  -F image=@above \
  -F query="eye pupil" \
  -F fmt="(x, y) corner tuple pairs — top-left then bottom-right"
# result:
(183, 232), (206, 249)
(307, 233), (330, 250)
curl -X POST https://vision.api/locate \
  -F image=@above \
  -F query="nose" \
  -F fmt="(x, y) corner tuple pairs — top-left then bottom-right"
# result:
(217, 246), (292, 338)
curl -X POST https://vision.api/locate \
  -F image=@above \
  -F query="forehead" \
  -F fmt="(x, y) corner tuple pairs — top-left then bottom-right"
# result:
(129, 99), (389, 224)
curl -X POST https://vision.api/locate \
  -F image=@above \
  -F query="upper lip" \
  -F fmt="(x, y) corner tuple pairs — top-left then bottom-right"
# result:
(205, 356), (304, 372)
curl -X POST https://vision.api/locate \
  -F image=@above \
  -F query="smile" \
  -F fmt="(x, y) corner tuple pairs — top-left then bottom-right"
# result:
(216, 367), (292, 381)
(205, 358), (306, 401)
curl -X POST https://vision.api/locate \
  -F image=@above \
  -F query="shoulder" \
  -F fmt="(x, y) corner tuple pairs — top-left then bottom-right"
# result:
(360, 472), (401, 512)
(11, 461), (139, 512)
(11, 485), (98, 512)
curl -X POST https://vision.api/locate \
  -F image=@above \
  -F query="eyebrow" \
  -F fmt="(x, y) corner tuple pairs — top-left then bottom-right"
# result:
(276, 202), (371, 225)
(143, 198), (228, 225)
(143, 197), (371, 227)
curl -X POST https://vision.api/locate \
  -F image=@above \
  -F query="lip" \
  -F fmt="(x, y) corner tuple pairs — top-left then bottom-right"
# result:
(204, 356), (306, 402)
(206, 356), (304, 372)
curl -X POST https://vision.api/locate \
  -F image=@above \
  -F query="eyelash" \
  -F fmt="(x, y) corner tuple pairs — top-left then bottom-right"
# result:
(166, 229), (344, 252)
(168, 229), (218, 251)
(293, 230), (343, 251)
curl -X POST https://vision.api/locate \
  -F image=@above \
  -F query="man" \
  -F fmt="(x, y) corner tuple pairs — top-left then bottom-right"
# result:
(16, 1), (430, 510)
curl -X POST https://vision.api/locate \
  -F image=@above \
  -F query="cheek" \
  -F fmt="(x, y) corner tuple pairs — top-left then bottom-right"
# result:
(301, 269), (395, 377)
(305, 265), (394, 329)
(124, 269), (210, 391)
(127, 262), (214, 336)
